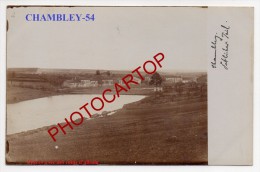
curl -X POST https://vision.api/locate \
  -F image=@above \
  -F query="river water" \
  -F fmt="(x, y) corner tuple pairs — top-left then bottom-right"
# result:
(7, 94), (145, 135)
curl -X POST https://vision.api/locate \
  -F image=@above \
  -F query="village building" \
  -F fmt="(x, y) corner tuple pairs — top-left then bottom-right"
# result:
(102, 80), (114, 86)
(165, 76), (182, 83)
(90, 81), (98, 87)
(78, 80), (90, 88)
(154, 86), (163, 92)
(182, 76), (197, 83)
(63, 80), (78, 88)
(63, 79), (98, 88)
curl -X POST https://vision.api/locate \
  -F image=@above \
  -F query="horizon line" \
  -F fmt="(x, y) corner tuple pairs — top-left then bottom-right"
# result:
(7, 67), (207, 73)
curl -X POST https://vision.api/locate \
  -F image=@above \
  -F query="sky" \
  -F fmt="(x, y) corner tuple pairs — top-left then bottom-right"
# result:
(7, 7), (207, 72)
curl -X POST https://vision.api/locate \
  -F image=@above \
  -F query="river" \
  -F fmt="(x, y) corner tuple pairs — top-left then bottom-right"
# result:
(7, 94), (145, 135)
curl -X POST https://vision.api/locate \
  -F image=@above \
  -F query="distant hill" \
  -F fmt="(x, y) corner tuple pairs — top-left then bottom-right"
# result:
(7, 68), (206, 77)
(7, 68), (131, 75)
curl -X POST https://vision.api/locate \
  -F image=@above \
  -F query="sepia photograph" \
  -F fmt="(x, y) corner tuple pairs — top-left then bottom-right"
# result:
(6, 6), (209, 165)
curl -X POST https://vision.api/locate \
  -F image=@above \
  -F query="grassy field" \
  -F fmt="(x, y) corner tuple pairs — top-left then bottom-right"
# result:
(6, 86), (61, 104)
(6, 94), (207, 165)
(6, 86), (153, 104)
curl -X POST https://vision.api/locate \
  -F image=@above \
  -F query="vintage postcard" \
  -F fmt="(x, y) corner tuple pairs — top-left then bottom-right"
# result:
(5, 6), (253, 165)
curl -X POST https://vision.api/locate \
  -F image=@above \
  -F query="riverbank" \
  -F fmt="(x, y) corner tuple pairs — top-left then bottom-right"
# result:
(6, 94), (207, 165)
(7, 86), (152, 104)
(7, 86), (62, 104)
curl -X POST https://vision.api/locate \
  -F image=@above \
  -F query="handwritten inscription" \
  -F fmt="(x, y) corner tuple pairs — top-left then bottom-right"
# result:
(211, 21), (230, 70)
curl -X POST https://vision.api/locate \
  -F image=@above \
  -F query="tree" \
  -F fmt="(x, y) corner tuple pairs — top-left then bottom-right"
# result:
(8, 71), (16, 85)
(11, 71), (16, 78)
(95, 70), (103, 86)
(106, 71), (111, 76)
(97, 76), (103, 87)
(42, 74), (66, 89)
(149, 72), (163, 86)
(175, 82), (184, 95)
(96, 70), (100, 75)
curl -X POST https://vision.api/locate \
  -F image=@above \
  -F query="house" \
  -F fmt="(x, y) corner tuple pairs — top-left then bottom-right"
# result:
(78, 80), (91, 88)
(166, 76), (182, 83)
(182, 76), (198, 83)
(154, 86), (163, 92)
(78, 80), (99, 88)
(102, 80), (114, 86)
(182, 76), (197, 83)
(63, 80), (78, 88)
(182, 79), (191, 83)
(63, 79), (99, 88)
(90, 81), (98, 87)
